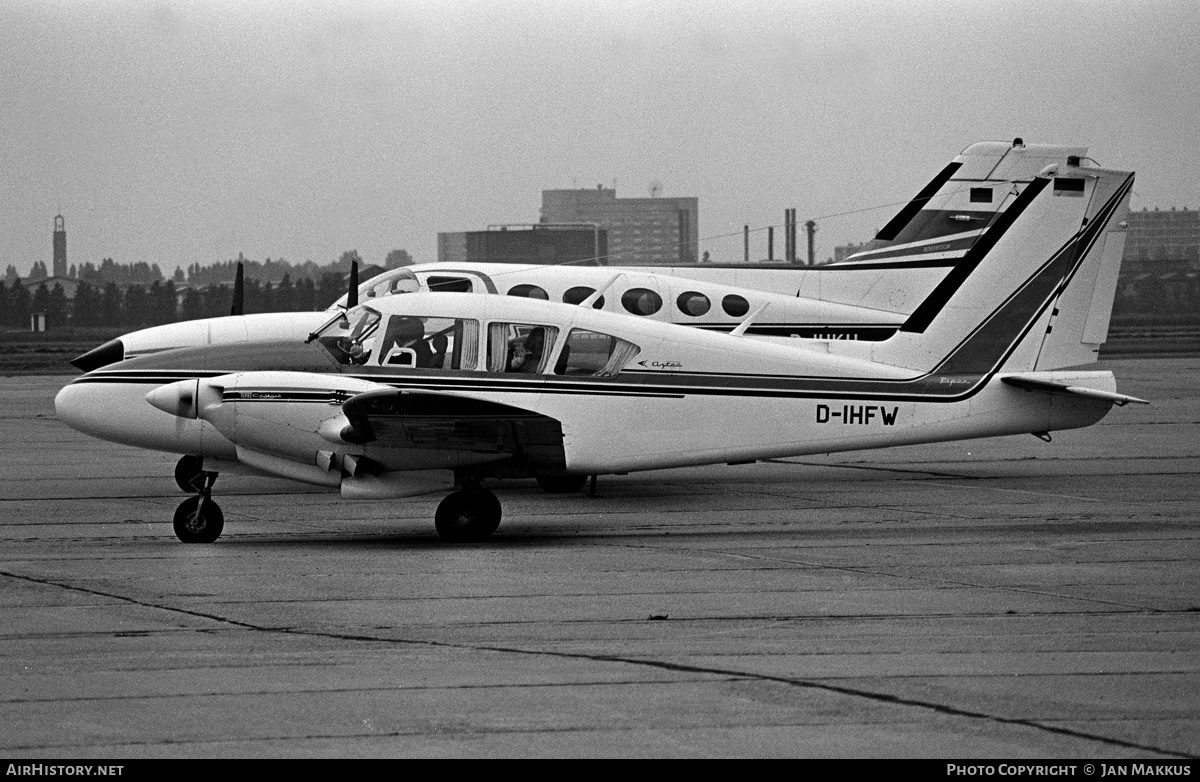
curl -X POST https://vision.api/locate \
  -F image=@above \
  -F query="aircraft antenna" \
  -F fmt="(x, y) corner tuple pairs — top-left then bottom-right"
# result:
(580, 273), (623, 309)
(730, 302), (770, 337)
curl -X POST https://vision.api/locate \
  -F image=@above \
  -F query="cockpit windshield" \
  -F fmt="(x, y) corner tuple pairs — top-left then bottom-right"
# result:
(310, 306), (383, 365)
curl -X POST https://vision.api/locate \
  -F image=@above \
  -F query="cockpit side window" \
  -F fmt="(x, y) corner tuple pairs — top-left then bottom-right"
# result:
(487, 323), (559, 374)
(377, 316), (479, 370)
(554, 329), (640, 378)
(313, 307), (382, 365)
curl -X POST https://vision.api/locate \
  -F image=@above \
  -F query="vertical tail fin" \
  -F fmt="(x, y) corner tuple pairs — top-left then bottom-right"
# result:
(831, 144), (1134, 376)
(843, 139), (1089, 267)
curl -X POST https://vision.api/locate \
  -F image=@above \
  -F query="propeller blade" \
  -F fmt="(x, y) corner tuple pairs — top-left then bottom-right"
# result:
(229, 261), (244, 316)
(347, 260), (359, 309)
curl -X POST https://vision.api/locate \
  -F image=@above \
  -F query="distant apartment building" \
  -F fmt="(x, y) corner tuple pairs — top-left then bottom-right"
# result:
(540, 186), (699, 265)
(437, 224), (607, 266)
(1123, 207), (1200, 270)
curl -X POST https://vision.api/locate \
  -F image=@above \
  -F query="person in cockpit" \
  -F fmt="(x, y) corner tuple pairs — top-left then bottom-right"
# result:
(379, 317), (428, 366)
(507, 327), (545, 374)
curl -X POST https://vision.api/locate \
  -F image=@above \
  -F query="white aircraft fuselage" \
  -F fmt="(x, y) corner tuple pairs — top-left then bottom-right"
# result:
(56, 291), (1118, 484)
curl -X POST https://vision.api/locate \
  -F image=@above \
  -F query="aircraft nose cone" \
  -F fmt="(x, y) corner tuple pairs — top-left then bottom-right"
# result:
(70, 339), (124, 371)
(54, 381), (98, 435)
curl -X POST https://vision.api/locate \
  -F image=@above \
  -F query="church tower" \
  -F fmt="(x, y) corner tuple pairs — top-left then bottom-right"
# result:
(52, 215), (67, 278)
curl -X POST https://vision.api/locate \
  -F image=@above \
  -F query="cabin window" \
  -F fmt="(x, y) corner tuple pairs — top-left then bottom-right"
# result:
(621, 288), (663, 316)
(426, 276), (473, 293)
(487, 323), (560, 374)
(676, 291), (710, 317)
(562, 286), (605, 309)
(722, 294), (750, 317)
(507, 284), (550, 300)
(970, 188), (992, 203)
(376, 316), (479, 370)
(554, 329), (641, 378)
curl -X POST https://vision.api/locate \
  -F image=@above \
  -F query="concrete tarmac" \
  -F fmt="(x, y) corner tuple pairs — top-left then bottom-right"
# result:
(1, 357), (1197, 758)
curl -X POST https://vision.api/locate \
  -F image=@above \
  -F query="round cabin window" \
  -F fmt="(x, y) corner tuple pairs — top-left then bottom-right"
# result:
(507, 284), (549, 300)
(722, 294), (750, 317)
(563, 286), (605, 309)
(676, 291), (711, 317)
(621, 288), (663, 316)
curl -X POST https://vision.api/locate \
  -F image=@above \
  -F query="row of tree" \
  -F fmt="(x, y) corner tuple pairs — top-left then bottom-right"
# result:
(7, 249), (415, 288)
(0, 272), (358, 332)
(11, 259), (167, 287)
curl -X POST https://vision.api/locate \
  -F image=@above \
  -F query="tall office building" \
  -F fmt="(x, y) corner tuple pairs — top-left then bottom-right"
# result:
(540, 186), (699, 265)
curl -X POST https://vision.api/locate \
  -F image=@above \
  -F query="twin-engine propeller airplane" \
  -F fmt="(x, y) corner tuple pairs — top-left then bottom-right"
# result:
(56, 141), (1146, 543)
(70, 138), (1080, 375)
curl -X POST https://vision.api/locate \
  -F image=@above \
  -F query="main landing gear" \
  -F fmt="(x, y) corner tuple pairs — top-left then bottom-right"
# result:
(435, 480), (502, 543)
(432, 472), (593, 542)
(173, 471), (224, 543)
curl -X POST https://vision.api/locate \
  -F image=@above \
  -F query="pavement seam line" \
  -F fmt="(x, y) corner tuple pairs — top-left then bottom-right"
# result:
(3, 569), (1194, 759)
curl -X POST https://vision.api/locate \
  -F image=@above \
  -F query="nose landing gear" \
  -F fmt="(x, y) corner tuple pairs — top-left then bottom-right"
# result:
(173, 472), (224, 543)
(175, 454), (206, 493)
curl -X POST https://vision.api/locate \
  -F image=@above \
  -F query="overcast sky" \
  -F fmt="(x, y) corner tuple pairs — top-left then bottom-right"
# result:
(3, 0), (1198, 277)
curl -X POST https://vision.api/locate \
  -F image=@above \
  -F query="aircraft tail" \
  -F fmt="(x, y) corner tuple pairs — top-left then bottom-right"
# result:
(840, 139), (1089, 268)
(831, 142), (1134, 375)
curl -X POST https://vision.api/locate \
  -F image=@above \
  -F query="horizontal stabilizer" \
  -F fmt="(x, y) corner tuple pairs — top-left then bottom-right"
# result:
(1001, 375), (1148, 406)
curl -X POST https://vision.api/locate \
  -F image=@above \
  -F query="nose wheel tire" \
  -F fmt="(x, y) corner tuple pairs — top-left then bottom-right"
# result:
(173, 496), (225, 543)
(435, 489), (501, 542)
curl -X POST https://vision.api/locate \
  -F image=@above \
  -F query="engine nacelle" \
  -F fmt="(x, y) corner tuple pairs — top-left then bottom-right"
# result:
(145, 378), (224, 420)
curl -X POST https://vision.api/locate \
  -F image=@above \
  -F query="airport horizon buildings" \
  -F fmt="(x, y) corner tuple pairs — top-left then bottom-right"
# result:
(439, 185), (699, 266)
(1124, 206), (1200, 270)
(539, 186), (699, 266)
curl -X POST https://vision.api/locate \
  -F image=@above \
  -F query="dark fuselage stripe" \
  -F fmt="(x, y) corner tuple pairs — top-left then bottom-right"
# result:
(901, 176), (1051, 334)
(874, 162), (963, 241)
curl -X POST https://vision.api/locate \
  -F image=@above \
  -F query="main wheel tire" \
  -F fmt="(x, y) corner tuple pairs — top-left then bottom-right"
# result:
(535, 474), (588, 494)
(174, 455), (205, 493)
(435, 490), (502, 542)
(173, 496), (225, 543)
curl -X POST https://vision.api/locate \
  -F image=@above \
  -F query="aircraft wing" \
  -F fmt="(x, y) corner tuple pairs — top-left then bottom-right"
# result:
(338, 388), (568, 469)
(1001, 375), (1149, 406)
